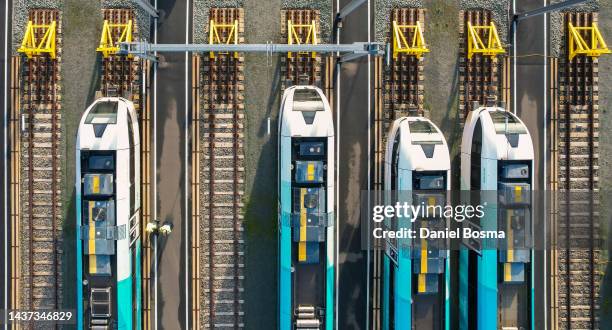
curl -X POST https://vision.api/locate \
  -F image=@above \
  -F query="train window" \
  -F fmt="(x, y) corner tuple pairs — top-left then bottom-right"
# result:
(85, 102), (118, 124)
(391, 130), (400, 191)
(470, 119), (482, 190)
(88, 155), (114, 171)
(490, 111), (526, 134)
(90, 288), (112, 317)
(299, 142), (325, 156)
(128, 114), (135, 215)
(292, 89), (324, 112)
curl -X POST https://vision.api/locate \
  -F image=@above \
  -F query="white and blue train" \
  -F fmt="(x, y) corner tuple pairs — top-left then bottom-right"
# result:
(76, 97), (141, 329)
(382, 117), (451, 329)
(278, 86), (335, 329)
(459, 106), (534, 329)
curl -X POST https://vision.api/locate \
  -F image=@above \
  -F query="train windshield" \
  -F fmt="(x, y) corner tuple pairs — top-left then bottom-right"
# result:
(85, 101), (118, 124)
(490, 111), (526, 134)
(409, 120), (437, 134)
(409, 121), (443, 145)
(292, 89), (325, 112)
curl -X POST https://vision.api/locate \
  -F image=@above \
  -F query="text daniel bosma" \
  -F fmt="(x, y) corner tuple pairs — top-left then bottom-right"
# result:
(370, 203), (506, 239)
(372, 227), (506, 239)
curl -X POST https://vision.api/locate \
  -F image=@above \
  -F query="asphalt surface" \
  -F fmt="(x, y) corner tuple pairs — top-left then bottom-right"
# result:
(514, 0), (547, 328)
(154, 0), (190, 328)
(336, 0), (371, 328)
(1, 0), (11, 318)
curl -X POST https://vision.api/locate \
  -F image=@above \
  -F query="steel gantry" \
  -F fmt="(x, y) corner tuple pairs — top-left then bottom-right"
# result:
(18, 20), (57, 58)
(118, 41), (385, 62)
(208, 19), (239, 59)
(287, 19), (318, 58)
(466, 21), (505, 59)
(392, 20), (429, 59)
(96, 19), (134, 58)
(568, 22), (611, 60)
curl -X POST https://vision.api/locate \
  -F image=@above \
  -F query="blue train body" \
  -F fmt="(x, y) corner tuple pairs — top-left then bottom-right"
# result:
(278, 86), (335, 330)
(381, 117), (451, 330)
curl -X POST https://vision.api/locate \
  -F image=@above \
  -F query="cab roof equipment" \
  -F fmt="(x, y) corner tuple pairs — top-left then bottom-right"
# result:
(392, 21), (429, 59)
(466, 21), (505, 59)
(288, 20), (318, 59)
(208, 19), (239, 59)
(18, 20), (57, 59)
(568, 22), (611, 61)
(96, 20), (133, 58)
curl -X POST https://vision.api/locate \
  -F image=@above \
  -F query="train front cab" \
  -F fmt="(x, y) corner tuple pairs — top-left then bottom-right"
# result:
(459, 107), (534, 330)
(278, 86), (335, 330)
(75, 98), (141, 330)
(382, 117), (451, 330)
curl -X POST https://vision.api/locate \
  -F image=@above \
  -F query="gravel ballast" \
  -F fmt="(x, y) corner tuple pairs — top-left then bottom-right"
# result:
(12, 0), (63, 54)
(193, 0), (245, 43)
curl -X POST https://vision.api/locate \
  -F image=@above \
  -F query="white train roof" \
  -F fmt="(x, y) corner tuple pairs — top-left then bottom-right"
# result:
(388, 117), (450, 171)
(461, 106), (534, 161)
(280, 86), (334, 138)
(76, 97), (136, 151)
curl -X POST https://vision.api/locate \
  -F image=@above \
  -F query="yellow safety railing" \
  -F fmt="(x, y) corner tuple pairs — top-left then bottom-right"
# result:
(467, 21), (505, 59)
(287, 20), (318, 59)
(96, 20), (133, 58)
(209, 19), (239, 59)
(568, 22), (611, 61)
(18, 20), (57, 59)
(392, 21), (429, 59)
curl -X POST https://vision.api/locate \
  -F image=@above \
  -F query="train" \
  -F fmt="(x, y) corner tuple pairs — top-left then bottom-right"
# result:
(278, 86), (335, 329)
(75, 97), (142, 329)
(459, 106), (534, 329)
(382, 117), (451, 329)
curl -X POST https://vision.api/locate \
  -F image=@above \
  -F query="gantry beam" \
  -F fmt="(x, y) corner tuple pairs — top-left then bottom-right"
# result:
(514, 0), (587, 22)
(133, 0), (159, 18)
(119, 41), (385, 61)
(337, 0), (367, 21)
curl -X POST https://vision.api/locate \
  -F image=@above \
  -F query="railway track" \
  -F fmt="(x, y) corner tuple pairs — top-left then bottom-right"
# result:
(97, 8), (151, 328)
(555, 12), (601, 330)
(100, 9), (141, 109)
(281, 9), (322, 89)
(384, 8), (425, 120)
(20, 9), (62, 313)
(458, 10), (505, 117)
(199, 8), (245, 328)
